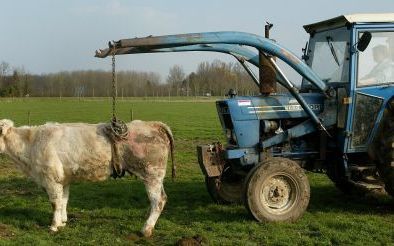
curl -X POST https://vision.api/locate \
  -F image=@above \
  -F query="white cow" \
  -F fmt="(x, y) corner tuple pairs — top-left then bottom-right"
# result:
(0, 119), (175, 237)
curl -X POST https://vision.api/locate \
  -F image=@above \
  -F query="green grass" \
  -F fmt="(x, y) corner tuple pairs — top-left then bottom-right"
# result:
(0, 98), (393, 245)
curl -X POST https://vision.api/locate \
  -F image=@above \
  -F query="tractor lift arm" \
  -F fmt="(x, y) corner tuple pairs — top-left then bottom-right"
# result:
(96, 31), (328, 94)
(96, 43), (285, 88)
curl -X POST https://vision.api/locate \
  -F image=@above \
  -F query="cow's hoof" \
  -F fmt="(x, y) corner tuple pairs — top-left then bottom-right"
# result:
(49, 226), (58, 233)
(141, 227), (153, 238)
(58, 222), (66, 227)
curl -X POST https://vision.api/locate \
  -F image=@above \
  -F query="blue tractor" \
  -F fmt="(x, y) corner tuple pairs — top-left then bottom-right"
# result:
(96, 13), (394, 222)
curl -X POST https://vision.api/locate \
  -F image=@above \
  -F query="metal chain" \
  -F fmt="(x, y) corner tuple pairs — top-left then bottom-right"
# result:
(107, 47), (128, 179)
(111, 48), (117, 121)
(108, 47), (129, 141)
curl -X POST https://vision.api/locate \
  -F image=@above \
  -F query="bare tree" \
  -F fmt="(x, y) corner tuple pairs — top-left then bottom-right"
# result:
(0, 59), (261, 98)
(0, 61), (10, 77)
(0, 61), (10, 90)
(167, 65), (185, 97)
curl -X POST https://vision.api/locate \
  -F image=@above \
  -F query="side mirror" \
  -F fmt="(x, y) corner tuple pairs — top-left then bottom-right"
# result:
(357, 32), (372, 52)
(226, 89), (237, 98)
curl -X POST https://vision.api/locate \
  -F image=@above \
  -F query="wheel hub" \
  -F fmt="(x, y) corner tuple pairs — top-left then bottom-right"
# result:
(261, 174), (297, 214)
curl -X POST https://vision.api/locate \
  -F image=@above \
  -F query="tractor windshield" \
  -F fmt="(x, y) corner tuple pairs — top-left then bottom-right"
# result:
(302, 27), (350, 88)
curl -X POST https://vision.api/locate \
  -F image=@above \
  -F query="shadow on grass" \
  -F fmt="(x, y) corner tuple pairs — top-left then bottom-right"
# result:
(0, 208), (51, 227)
(0, 177), (393, 227)
(308, 184), (394, 214)
(69, 178), (248, 223)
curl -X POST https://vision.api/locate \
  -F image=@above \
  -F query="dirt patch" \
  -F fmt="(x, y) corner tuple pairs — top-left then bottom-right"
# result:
(175, 235), (206, 246)
(0, 224), (15, 239)
(126, 232), (141, 241)
(0, 187), (34, 196)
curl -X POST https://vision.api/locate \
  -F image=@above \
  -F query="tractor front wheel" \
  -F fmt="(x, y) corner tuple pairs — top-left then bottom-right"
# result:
(243, 158), (310, 222)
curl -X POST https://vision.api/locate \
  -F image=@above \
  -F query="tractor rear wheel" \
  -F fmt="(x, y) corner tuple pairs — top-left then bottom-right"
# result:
(370, 105), (394, 197)
(243, 157), (310, 222)
(205, 168), (243, 204)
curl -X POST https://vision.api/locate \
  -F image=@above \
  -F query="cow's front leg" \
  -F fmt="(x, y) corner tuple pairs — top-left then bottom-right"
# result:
(61, 185), (70, 224)
(45, 182), (65, 232)
(141, 180), (167, 237)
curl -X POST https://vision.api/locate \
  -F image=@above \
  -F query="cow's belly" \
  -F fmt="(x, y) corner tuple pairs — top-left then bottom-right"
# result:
(72, 160), (112, 181)
(62, 150), (112, 182)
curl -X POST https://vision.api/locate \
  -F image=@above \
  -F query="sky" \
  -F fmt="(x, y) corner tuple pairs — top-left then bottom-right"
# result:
(1, 0), (394, 82)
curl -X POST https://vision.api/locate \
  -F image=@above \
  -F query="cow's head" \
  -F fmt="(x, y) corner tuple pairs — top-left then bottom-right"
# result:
(0, 119), (14, 153)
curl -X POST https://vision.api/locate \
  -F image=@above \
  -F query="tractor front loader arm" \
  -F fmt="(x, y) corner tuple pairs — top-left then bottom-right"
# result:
(96, 43), (289, 88)
(96, 31), (328, 95)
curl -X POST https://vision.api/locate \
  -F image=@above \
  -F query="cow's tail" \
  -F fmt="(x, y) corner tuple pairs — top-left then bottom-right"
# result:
(159, 123), (176, 181)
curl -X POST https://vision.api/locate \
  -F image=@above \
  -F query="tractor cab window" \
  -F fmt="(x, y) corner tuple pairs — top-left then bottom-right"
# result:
(357, 31), (394, 87)
(302, 27), (350, 89)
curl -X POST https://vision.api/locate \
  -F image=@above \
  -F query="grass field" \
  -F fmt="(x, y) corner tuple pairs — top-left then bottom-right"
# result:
(0, 98), (393, 245)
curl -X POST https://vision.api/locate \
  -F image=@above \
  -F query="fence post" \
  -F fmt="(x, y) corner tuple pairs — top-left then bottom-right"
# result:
(27, 110), (31, 125)
(130, 108), (134, 121)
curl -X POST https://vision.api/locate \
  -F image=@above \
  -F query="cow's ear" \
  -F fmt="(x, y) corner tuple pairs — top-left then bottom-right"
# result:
(0, 119), (14, 136)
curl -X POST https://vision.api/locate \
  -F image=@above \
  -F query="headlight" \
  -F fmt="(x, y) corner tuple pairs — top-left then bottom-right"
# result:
(226, 129), (232, 139)
(225, 129), (237, 144)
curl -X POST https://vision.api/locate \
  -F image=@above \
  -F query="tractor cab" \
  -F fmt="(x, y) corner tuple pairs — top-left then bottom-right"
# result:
(302, 14), (394, 153)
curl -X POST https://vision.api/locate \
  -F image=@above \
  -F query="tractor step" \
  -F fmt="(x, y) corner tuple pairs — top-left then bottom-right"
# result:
(348, 165), (376, 172)
(349, 180), (384, 190)
(362, 175), (381, 184)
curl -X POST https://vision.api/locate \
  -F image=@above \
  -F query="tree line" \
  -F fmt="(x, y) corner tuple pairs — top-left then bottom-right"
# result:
(0, 60), (261, 97)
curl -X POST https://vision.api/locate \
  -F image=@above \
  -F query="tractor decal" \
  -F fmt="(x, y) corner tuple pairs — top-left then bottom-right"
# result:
(248, 104), (322, 113)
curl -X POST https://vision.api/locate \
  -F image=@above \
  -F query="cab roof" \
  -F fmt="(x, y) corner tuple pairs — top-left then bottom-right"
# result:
(303, 13), (394, 33)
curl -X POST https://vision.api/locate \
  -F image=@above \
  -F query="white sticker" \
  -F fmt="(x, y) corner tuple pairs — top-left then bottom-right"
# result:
(238, 100), (251, 106)
(288, 99), (298, 104)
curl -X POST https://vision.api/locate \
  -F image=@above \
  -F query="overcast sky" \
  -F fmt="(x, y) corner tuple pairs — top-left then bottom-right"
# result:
(1, 0), (394, 82)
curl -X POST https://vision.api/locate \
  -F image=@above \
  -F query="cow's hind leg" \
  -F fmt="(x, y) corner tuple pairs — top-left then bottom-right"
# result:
(61, 184), (70, 224)
(44, 182), (65, 232)
(141, 180), (167, 237)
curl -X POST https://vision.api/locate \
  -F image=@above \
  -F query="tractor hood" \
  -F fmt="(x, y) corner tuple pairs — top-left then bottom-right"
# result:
(218, 93), (324, 122)
(216, 93), (326, 148)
